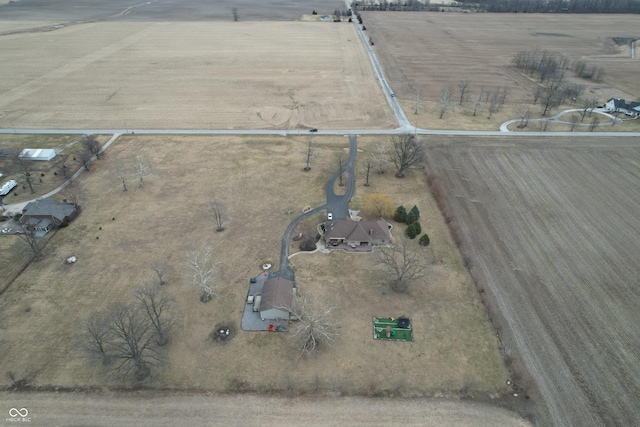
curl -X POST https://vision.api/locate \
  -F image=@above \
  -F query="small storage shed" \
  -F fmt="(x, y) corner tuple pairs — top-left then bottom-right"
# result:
(259, 277), (294, 321)
(19, 148), (56, 161)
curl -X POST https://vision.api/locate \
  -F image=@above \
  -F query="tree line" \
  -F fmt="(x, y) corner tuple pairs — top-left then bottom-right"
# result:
(478, 0), (640, 13)
(355, 0), (640, 13)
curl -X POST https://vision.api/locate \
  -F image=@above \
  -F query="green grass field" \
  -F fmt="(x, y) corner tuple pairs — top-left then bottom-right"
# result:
(373, 317), (413, 342)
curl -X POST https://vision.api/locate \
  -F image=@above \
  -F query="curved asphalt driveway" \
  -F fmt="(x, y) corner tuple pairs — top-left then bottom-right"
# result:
(273, 136), (357, 281)
(325, 135), (357, 220)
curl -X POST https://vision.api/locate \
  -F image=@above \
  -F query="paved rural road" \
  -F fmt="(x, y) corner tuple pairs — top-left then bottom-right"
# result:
(0, 391), (532, 427)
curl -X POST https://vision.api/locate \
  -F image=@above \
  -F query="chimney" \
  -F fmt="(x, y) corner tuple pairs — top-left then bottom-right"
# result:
(369, 229), (374, 237)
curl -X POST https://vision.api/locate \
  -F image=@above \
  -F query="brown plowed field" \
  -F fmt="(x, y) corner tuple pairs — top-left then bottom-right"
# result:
(426, 137), (640, 426)
(0, 21), (395, 130)
(363, 12), (640, 129)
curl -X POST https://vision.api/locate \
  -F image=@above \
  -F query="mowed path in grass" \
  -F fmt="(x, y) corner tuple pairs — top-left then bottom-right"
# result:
(426, 137), (640, 427)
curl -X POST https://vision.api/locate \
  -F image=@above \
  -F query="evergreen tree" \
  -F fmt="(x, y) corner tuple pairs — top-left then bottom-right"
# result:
(411, 221), (421, 235)
(406, 205), (420, 224)
(394, 205), (407, 223)
(419, 233), (430, 246)
(405, 223), (418, 239)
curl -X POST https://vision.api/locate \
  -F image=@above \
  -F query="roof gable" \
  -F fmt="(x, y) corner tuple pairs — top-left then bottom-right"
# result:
(261, 277), (294, 311)
(326, 218), (390, 241)
(22, 199), (76, 221)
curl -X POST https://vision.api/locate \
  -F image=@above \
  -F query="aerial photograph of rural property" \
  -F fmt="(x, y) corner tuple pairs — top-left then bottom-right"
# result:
(1, 0), (639, 425)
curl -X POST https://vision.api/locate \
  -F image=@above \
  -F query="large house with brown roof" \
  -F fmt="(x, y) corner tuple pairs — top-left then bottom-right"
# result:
(325, 217), (391, 250)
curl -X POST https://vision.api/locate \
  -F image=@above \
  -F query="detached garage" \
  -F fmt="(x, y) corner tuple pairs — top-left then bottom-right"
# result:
(19, 148), (56, 161)
(259, 277), (294, 321)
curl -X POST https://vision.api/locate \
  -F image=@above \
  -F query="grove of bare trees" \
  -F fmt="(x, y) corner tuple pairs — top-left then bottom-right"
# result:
(80, 283), (178, 381)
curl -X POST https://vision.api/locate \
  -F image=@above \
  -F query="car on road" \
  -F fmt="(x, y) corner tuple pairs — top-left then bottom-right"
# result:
(390, 93), (395, 97)
(309, 128), (318, 132)
(0, 179), (17, 196)
(327, 213), (333, 221)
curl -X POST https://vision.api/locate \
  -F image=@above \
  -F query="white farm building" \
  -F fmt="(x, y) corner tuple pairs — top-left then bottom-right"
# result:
(19, 148), (56, 161)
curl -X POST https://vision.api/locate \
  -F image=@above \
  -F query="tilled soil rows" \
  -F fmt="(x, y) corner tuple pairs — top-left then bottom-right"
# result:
(426, 137), (640, 427)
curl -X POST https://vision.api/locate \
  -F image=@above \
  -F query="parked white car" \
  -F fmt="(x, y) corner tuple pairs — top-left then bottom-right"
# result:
(0, 179), (17, 196)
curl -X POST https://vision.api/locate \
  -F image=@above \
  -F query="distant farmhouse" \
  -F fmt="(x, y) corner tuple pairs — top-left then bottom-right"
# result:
(19, 148), (57, 161)
(21, 198), (78, 236)
(604, 98), (640, 118)
(325, 217), (391, 250)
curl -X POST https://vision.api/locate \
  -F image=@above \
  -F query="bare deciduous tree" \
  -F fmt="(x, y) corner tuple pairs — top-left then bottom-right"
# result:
(363, 159), (372, 187)
(150, 261), (171, 286)
(54, 154), (71, 179)
(372, 236), (430, 293)
(569, 114), (580, 131)
(458, 80), (470, 105)
(79, 148), (93, 171)
(13, 150), (36, 194)
(185, 247), (219, 302)
(517, 105), (531, 128)
(15, 224), (44, 261)
(134, 282), (178, 346)
(468, 93), (484, 117)
(540, 76), (564, 116)
(83, 135), (102, 159)
(79, 313), (112, 365)
(487, 91), (501, 119)
(388, 133), (424, 178)
(303, 136), (316, 171)
(590, 115), (600, 131)
(371, 140), (387, 174)
(111, 160), (128, 191)
(103, 303), (164, 381)
(438, 87), (453, 119)
(62, 182), (84, 208)
(414, 88), (423, 114)
(209, 200), (228, 232)
(532, 86), (545, 105)
(498, 86), (510, 106)
(285, 294), (340, 358)
(581, 96), (599, 121)
(131, 153), (157, 187)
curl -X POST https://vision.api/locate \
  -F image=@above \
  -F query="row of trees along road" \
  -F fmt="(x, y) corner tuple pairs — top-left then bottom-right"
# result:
(306, 134), (425, 182)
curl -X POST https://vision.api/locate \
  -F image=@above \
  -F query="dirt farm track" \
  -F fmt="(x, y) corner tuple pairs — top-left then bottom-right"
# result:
(426, 137), (640, 427)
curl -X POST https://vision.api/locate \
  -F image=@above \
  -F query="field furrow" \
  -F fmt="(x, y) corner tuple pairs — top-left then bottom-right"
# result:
(427, 138), (640, 427)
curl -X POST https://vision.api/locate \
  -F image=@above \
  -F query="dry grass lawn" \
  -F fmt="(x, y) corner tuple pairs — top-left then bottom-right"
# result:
(0, 21), (395, 130)
(0, 135), (506, 397)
